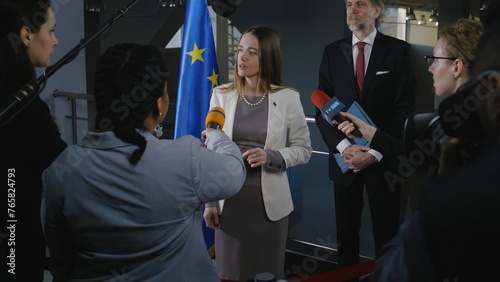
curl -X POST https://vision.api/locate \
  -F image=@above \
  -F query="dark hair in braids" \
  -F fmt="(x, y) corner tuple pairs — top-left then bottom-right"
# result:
(94, 43), (168, 164)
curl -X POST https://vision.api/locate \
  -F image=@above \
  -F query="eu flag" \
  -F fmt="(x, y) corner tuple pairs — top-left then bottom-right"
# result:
(175, 0), (219, 139)
(175, 0), (219, 253)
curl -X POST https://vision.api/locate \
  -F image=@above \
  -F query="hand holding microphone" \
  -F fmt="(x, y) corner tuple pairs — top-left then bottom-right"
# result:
(202, 106), (226, 145)
(310, 90), (363, 138)
(337, 112), (377, 142)
(205, 106), (225, 129)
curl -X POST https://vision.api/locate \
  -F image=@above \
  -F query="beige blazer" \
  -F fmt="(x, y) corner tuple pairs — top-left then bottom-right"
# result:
(210, 84), (312, 221)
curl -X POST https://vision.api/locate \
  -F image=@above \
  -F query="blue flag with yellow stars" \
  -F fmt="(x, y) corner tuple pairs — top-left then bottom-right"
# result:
(175, 0), (219, 253)
(175, 0), (219, 139)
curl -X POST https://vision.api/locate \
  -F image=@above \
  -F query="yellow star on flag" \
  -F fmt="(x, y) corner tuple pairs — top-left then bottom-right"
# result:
(187, 43), (206, 64)
(207, 69), (219, 89)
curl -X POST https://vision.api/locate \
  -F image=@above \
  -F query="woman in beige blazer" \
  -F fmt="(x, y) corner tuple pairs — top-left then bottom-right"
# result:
(203, 26), (312, 281)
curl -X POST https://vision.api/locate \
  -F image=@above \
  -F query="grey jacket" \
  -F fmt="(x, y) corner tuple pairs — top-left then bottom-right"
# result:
(41, 130), (245, 281)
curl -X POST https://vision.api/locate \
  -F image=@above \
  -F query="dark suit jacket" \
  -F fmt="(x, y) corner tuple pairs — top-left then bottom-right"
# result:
(315, 31), (416, 187)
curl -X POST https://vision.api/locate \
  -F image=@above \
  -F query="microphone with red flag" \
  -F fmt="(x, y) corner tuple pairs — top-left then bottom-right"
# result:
(310, 90), (363, 138)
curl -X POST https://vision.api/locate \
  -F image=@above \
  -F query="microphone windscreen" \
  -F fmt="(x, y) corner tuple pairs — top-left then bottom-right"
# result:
(310, 90), (331, 109)
(205, 106), (225, 129)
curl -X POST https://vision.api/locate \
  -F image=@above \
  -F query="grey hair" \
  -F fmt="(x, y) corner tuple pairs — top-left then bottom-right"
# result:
(371, 0), (386, 27)
(345, 0), (386, 28)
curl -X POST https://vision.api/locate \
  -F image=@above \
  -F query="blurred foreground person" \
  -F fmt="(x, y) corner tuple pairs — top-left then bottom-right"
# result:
(371, 1), (500, 280)
(0, 1), (66, 281)
(41, 43), (245, 281)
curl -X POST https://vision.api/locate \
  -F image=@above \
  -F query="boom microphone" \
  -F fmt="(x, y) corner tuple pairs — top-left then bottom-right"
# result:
(0, 0), (142, 128)
(0, 80), (40, 126)
(310, 90), (363, 138)
(205, 106), (225, 129)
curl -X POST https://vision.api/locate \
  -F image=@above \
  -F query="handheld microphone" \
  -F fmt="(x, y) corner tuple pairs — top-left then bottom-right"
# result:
(205, 106), (225, 129)
(310, 90), (363, 138)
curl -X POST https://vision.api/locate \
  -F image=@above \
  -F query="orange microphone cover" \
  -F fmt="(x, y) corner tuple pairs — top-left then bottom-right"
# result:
(205, 106), (225, 129)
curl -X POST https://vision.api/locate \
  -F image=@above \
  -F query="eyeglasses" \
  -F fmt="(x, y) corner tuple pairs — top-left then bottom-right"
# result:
(424, 55), (457, 67)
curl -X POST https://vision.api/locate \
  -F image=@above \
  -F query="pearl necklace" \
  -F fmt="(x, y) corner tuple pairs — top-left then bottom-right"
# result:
(242, 93), (267, 107)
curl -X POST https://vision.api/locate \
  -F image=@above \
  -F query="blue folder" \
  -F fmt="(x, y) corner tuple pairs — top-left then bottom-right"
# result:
(333, 101), (376, 174)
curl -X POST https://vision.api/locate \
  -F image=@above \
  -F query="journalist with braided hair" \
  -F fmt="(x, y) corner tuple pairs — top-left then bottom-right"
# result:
(41, 43), (246, 281)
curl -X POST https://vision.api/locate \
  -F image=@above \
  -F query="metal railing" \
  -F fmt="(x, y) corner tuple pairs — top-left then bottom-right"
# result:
(52, 89), (94, 144)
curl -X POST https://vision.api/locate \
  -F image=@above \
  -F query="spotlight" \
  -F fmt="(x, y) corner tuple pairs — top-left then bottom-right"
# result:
(85, 0), (106, 12)
(405, 7), (416, 21)
(429, 10), (439, 23)
(160, 0), (183, 8)
(418, 15), (426, 25)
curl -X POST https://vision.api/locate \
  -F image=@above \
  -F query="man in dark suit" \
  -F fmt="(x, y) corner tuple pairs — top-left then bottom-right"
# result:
(314, 0), (416, 269)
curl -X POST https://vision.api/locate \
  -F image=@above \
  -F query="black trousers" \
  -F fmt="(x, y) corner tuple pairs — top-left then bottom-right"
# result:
(334, 170), (401, 268)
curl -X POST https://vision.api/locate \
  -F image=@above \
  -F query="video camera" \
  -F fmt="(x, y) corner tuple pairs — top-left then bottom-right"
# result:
(403, 70), (498, 166)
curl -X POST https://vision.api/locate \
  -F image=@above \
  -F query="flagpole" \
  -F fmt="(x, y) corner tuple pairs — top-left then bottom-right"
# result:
(0, 0), (142, 127)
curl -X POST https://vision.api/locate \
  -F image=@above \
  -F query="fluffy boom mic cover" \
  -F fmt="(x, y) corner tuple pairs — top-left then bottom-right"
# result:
(205, 106), (226, 129)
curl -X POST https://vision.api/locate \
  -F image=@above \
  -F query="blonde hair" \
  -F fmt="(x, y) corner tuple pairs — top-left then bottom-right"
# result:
(439, 18), (484, 76)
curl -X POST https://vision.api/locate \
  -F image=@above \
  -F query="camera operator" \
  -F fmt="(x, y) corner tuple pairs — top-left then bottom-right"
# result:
(370, 0), (500, 280)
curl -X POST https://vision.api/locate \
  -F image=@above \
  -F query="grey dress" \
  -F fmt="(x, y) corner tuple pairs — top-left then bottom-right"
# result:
(215, 95), (289, 281)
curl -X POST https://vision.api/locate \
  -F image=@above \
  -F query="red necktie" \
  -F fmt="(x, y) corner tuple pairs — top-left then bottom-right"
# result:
(356, 42), (366, 95)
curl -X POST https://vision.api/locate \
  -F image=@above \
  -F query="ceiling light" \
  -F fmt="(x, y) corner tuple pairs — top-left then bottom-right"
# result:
(85, 0), (106, 12)
(429, 10), (439, 23)
(406, 7), (416, 21)
(160, 0), (183, 8)
(418, 15), (426, 25)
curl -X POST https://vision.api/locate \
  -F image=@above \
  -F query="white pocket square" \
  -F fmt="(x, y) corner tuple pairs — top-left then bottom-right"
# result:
(376, 70), (390, 75)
